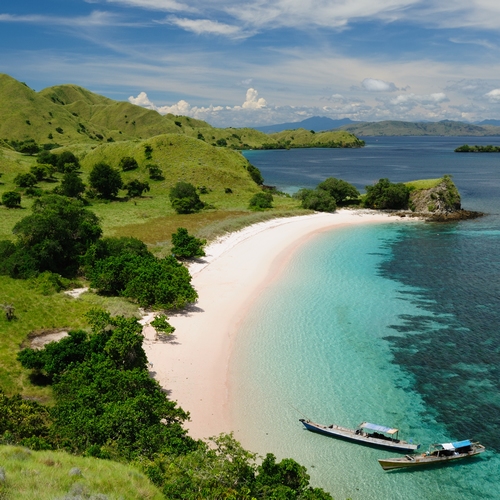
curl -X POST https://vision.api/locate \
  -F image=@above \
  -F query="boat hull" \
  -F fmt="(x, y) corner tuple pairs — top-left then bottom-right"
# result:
(299, 419), (419, 452)
(378, 445), (486, 470)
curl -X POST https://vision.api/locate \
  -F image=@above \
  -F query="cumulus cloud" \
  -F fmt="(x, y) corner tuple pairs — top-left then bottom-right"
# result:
(484, 89), (500, 102)
(128, 91), (155, 108)
(361, 78), (398, 92)
(240, 88), (267, 109)
(128, 87), (266, 122)
(388, 92), (448, 106)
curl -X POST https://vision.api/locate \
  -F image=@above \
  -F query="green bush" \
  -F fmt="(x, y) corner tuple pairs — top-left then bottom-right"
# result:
(124, 179), (150, 198)
(364, 178), (410, 209)
(171, 227), (206, 259)
(2, 191), (21, 208)
(295, 188), (337, 212)
(249, 192), (273, 210)
(14, 172), (37, 188)
(147, 164), (163, 180)
(169, 181), (204, 214)
(119, 156), (139, 171)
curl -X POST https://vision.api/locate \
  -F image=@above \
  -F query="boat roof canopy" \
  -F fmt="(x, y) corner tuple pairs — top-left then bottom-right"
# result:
(440, 440), (471, 451)
(360, 423), (398, 435)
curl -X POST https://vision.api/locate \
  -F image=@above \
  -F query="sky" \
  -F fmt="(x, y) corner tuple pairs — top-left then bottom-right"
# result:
(2, 1), (500, 127)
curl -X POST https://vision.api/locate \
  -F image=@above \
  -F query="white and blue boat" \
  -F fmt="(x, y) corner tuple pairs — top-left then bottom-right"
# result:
(299, 419), (420, 452)
(378, 439), (485, 470)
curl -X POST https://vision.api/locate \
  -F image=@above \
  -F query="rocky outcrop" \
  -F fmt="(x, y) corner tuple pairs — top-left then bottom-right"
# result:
(394, 175), (484, 221)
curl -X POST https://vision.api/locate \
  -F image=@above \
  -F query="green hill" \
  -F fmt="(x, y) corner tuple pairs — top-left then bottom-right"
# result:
(339, 119), (500, 136)
(0, 445), (162, 500)
(0, 73), (364, 149)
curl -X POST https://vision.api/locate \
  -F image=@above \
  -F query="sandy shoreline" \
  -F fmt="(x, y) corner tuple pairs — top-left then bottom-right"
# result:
(143, 210), (405, 439)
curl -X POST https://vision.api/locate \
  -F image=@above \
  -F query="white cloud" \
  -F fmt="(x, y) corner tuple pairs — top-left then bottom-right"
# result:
(388, 92), (448, 106)
(104, 0), (195, 12)
(165, 16), (241, 36)
(0, 10), (131, 27)
(240, 88), (267, 109)
(484, 89), (500, 102)
(128, 91), (156, 108)
(362, 78), (398, 92)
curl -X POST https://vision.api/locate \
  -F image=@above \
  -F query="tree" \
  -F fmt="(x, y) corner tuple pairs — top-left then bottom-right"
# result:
(59, 172), (85, 198)
(37, 150), (57, 166)
(8, 194), (101, 277)
(295, 188), (337, 212)
(88, 253), (198, 309)
(249, 191), (273, 210)
(247, 164), (264, 185)
(318, 177), (360, 205)
(14, 172), (37, 188)
(171, 227), (206, 259)
(169, 181), (204, 214)
(56, 151), (80, 173)
(124, 179), (150, 198)
(147, 164), (163, 180)
(364, 178), (410, 209)
(19, 141), (40, 156)
(2, 191), (21, 208)
(119, 156), (139, 171)
(89, 162), (123, 199)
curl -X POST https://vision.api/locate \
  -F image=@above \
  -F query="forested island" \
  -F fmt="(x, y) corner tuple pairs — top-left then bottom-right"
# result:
(455, 144), (500, 152)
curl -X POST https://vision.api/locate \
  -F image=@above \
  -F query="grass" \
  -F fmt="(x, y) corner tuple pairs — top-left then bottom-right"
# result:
(405, 178), (442, 190)
(0, 275), (142, 399)
(0, 445), (163, 500)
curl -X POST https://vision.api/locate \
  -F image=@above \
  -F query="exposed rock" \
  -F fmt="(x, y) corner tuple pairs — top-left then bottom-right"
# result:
(393, 176), (484, 222)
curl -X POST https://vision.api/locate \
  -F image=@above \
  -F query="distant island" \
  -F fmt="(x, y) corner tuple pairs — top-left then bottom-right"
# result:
(255, 117), (500, 137)
(339, 119), (500, 137)
(455, 144), (500, 152)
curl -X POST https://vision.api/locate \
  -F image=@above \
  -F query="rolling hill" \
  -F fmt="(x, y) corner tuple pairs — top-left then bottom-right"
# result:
(338, 119), (500, 136)
(0, 74), (363, 149)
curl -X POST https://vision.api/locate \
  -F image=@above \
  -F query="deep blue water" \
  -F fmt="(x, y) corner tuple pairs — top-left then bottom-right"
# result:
(236, 138), (500, 498)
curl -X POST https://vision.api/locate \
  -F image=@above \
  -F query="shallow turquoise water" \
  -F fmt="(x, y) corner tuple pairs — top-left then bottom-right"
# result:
(230, 222), (499, 499)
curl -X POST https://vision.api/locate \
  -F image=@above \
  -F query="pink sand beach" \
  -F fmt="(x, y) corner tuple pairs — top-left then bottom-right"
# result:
(142, 210), (404, 439)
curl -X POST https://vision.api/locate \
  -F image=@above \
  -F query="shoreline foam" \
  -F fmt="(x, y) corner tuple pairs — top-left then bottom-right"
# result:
(143, 209), (405, 439)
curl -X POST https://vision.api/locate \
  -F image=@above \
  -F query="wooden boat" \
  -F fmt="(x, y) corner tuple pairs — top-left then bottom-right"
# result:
(378, 440), (486, 470)
(299, 419), (420, 452)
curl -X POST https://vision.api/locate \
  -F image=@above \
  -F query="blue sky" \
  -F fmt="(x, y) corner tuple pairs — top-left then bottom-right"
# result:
(2, 0), (500, 127)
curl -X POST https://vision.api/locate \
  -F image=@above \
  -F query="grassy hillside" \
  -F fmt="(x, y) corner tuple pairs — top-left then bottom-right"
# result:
(270, 128), (365, 147)
(339, 119), (500, 136)
(0, 446), (163, 500)
(0, 73), (364, 149)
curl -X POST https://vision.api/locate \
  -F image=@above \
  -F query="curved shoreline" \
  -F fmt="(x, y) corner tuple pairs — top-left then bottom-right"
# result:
(143, 209), (407, 439)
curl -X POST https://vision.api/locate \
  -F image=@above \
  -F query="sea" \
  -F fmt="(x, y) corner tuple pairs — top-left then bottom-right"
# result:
(229, 137), (500, 499)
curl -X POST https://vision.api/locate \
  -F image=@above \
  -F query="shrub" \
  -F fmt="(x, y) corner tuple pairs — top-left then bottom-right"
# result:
(119, 156), (139, 171)
(56, 151), (80, 173)
(169, 181), (204, 214)
(247, 164), (264, 185)
(14, 173), (37, 188)
(144, 144), (153, 159)
(317, 177), (360, 205)
(2, 191), (21, 208)
(147, 164), (163, 180)
(249, 192), (273, 210)
(124, 179), (150, 198)
(295, 188), (337, 212)
(364, 178), (410, 209)
(171, 227), (206, 259)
